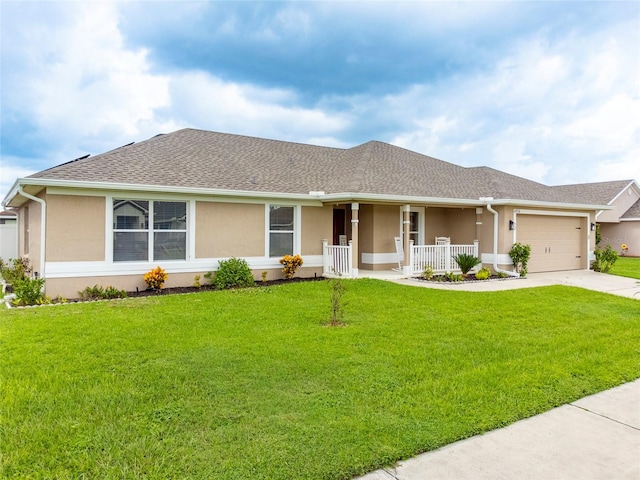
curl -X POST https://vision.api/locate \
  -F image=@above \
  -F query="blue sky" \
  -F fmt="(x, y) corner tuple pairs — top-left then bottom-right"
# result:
(1, 1), (639, 202)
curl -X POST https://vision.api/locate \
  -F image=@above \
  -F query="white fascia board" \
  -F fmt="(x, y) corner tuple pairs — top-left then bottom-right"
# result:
(10, 178), (325, 206)
(6, 177), (614, 211)
(620, 217), (640, 222)
(485, 198), (612, 211)
(2, 178), (23, 208)
(319, 193), (612, 210)
(318, 192), (483, 206)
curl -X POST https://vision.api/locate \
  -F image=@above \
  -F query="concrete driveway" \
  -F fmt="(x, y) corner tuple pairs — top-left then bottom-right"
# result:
(394, 270), (640, 300)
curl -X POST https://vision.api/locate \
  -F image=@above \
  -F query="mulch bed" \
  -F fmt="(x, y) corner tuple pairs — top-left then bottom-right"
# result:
(127, 276), (327, 298)
(414, 274), (522, 284)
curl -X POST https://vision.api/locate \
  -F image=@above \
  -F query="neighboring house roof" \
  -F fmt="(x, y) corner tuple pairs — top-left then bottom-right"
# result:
(551, 180), (636, 205)
(622, 198), (640, 219)
(4, 128), (612, 208)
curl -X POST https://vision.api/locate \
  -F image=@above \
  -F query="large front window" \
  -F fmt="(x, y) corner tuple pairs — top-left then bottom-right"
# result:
(113, 200), (187, 262)
(269, 205), (294, 257)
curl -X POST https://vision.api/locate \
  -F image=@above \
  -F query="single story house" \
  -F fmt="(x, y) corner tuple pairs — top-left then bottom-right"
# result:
(2, 128), (611, 298)
(554, 180), (640, 257)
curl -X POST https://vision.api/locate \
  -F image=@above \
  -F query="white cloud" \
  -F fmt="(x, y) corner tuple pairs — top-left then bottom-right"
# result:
(3, 2), (175, 157)
(386, 18), (640, 185)
(167, 71), (349, 144)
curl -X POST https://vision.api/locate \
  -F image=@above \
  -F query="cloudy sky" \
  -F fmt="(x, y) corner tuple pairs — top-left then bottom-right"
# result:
(1, 1), (639, 202)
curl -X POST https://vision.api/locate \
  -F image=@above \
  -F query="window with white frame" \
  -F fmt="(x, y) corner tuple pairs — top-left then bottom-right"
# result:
(268, 205), (294, 257)
(113, 200), (187, 262)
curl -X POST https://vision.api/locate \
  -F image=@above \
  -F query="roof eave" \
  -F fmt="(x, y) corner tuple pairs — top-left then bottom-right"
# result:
(3, 178), (613, 211)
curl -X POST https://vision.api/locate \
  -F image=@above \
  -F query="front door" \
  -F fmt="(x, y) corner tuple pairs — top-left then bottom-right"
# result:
(333, 208), (346, 245)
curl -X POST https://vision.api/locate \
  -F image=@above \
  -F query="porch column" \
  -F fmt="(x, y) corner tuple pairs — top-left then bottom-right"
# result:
(403, 204), (411, 276)
(350, 203), (359, 278)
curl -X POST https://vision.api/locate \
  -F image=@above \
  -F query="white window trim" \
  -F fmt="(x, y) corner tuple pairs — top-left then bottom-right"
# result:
(108, 197), (190, 263)
(265, 204), (301, 257)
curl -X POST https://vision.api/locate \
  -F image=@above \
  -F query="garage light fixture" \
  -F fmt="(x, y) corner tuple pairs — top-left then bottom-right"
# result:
(591, 223), (596, 231)
(509, 220), (515, 231)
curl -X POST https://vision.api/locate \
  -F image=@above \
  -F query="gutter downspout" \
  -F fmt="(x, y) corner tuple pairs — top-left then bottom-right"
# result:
(485, 203), (519, 278)
(17, 186), (46, 281)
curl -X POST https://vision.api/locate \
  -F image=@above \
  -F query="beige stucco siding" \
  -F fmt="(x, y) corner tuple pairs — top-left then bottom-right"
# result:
(359, 204), (398, 270)
(424, 207), (477, 244)
(195, 202), (265, 258)
(600, 222), (640, 257)
(46, 195), (106, 262)
(372, 205), (398, 254)
(301, 206), (332, 255)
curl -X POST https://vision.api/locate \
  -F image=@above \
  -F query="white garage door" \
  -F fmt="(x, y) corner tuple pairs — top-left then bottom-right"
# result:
(517, 215), (586, 272)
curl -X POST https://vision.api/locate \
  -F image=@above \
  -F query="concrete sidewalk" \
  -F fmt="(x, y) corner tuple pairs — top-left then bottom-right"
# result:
(356, 379), (640, 480)
(391, 270), (640, 300)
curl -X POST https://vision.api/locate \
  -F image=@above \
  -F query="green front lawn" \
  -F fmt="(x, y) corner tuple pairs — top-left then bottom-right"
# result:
(609, 256), (640, 280)
(2, 280), (639, 479)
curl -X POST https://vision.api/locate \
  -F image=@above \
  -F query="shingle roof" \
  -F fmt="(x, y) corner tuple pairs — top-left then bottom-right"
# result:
(622, 198), (640, 219)
(24, 128), (607, 205)
(550, 180), (635, 205)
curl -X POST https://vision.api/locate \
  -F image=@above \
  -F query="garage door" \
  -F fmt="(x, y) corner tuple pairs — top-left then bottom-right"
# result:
(517, 215), (586, 272)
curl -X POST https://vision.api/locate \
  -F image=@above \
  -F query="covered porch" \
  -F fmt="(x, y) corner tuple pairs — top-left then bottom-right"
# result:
(322, 239), (480, 278)
(321, 200), (483, 278)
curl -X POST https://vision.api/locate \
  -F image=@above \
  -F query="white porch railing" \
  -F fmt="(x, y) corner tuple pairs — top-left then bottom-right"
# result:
(322, 240), (353, 278)
(410, 240), (479, 275)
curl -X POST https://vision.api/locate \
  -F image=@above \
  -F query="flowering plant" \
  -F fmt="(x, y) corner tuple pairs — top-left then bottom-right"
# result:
(280, 254), (303, 279)
(144, 266), (168, 290)
(621, 244), (629, 256)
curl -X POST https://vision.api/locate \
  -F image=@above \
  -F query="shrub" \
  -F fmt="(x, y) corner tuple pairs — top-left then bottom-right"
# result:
(509, 243), (531, 277)
(144, 266), (168, 290)
(280, 254), (304, 279)
(592, 245), (618, 273)
(12, 277), (46, 306)
(453, 254), (481, 275)
(0, 257), (32, 284)
(208, 258), (254, 290)
(445, 272), (463, 282)
(79, 285), (127, 300)
(193, 275), (201, 288)
(475, 267), (491, 280)
(421, 264), (434, 280)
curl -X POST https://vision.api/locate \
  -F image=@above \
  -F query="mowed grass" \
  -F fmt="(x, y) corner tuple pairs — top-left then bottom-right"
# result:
(1, 279), (639, 479)
(609, 256), (640, 280)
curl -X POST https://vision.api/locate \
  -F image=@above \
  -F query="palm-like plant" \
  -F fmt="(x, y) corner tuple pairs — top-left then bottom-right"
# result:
(454, 253), (481, 276)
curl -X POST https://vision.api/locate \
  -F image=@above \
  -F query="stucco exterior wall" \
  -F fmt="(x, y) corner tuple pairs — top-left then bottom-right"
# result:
(46, 194), (106, 262)
(358, 204), (398, 270)
(195, 202), (265, 258)
(301, 205), (332, 255)
(424, 207), (477, 243)
(600, 222), (640, 257)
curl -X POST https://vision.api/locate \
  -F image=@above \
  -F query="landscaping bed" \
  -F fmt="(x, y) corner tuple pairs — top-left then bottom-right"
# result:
(414, 274), (522, 283)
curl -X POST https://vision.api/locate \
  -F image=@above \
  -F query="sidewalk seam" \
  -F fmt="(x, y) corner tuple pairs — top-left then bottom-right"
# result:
(568, 403), (640, 431)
